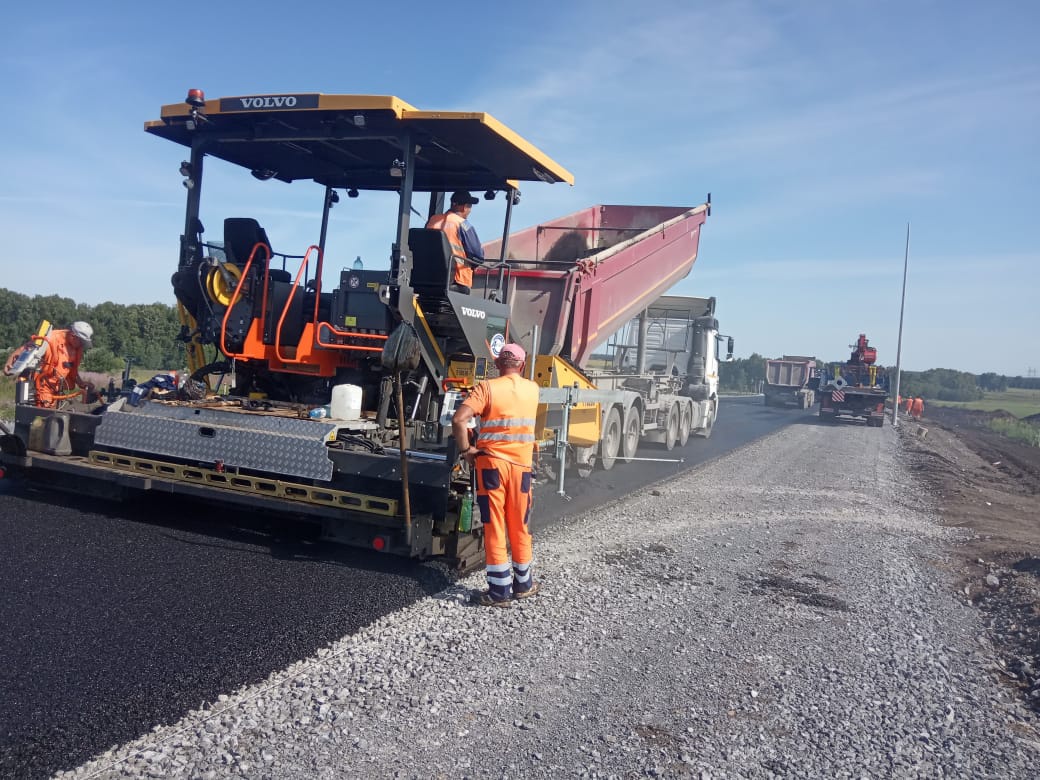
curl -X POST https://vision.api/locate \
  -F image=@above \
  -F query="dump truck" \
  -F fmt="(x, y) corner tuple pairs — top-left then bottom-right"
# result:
(0, 90), (728, 568)
(817, 334), (889, 427)
(763, 356), (816, 408)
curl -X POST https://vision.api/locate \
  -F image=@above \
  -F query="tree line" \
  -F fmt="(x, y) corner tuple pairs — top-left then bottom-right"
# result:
(0, 288), (183, 372)
(3, 286), (1036, 398)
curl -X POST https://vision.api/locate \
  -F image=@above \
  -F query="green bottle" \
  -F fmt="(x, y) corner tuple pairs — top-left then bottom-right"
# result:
(458, 486), (474, 533)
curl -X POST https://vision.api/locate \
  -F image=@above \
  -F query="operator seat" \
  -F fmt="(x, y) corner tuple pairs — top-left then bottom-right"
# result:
(407, 228), (468, 345)
(407, 228), (452, 295)
(224, 217), (302, 346)
(223, 218), (291, 283)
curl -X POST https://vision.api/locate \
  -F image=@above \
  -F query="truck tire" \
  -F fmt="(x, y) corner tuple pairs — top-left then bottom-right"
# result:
(574, 446), (595, 478)
(695, 401), (716, 439)
(599, 407), (622, 470)
(664, 405), (679, 451)
(621, 405), (641, 463)
(678, 403), (692, 446)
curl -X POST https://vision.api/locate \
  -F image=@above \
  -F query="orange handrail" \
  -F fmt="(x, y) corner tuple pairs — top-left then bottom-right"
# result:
(220, 243), (272, 357)
(275, 245), (321, 365)
(314, 322), (388, 353)
(442, 377), (471, 392)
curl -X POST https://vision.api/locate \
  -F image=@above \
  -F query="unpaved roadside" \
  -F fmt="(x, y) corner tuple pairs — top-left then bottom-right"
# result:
(64, 420), (1039, 779)
(898, 409), (1040, 719)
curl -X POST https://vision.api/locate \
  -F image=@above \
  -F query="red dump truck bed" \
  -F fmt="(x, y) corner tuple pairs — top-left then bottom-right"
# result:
(479, 203), (708, 368)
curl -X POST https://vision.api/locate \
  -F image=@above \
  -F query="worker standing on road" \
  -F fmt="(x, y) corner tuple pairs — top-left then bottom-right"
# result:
(452, 343), (540, 607)
(911, 396), (924, 420)
(426, 190), (485, 293)
(903, 396), (913, 417)
(34, 321), (96, 408)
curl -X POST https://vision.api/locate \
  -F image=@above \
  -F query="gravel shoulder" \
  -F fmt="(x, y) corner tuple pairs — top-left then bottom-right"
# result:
(898, 407), (1040, 720)
(64, 419), (1040, 779)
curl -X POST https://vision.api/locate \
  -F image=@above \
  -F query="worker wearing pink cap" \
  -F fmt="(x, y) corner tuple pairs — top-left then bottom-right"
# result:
(452, 343), (541, 607)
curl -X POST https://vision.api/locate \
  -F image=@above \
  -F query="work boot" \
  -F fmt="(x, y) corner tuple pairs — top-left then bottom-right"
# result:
(514, 580), (541, 600)
(470, 590), (512, 608)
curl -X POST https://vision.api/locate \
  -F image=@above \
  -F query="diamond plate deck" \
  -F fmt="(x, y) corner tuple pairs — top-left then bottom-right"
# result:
(94, 404), (337, 481)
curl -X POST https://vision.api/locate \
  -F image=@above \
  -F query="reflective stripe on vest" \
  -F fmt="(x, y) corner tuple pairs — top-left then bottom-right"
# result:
(475, 375), (540, 466)
(426, 212), (471, 287)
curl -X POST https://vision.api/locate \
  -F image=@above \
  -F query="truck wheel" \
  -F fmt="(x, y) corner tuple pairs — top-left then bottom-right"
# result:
(664, 405), (679, 451)
(600, 407), (622, 470)
(621, 406), (641, 463)
(575, 446), (595, 478)
(678, 404), (692, 446)
(695, 402), (716, 439)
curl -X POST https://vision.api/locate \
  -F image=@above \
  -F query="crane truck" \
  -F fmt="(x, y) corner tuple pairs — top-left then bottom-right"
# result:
(817, 334), (889, 427)
(0, 90), (730, 568)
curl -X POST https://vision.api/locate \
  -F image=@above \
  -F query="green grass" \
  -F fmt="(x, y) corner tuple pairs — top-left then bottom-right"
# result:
(0, 373), (15, 421)
(932, 388), (1040, 419)
(988, 417), (1040, 448)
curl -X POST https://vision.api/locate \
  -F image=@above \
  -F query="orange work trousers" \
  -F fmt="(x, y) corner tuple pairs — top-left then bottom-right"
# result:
(474, 456), (534, 601)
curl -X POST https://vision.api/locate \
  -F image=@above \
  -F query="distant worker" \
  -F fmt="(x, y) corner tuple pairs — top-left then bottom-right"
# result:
(426, 190), (485, 293)
(911, 396), (924, 420)
(452, 343), (540, 607)
(34, 321), (96, 408)
(903, 396), (913, 416)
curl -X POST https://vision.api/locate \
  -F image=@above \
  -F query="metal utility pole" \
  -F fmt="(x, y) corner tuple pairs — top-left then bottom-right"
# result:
(891, 223), (910, 427)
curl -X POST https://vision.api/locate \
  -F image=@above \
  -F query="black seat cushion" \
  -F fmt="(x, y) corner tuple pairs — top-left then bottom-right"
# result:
(224, 218), (273, 267)
(408, 228), (451, 292)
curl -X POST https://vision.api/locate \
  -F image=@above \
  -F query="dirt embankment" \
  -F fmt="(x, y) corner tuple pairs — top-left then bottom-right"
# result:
(900, 406), (1040, 714)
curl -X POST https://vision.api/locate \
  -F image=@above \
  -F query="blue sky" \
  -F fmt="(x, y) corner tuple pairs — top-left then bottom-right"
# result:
(3, 1), (1037, 375)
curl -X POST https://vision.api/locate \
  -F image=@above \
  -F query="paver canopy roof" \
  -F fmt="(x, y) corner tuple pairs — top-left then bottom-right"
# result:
(145, 93), (574, 192)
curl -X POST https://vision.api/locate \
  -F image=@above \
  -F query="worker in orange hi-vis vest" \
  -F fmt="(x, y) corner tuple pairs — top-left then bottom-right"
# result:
(911, 396), (924, 420)
(903, 396), (914, 416)
(426, 190), (485, 292)
(34, 321), (96, 408)
(452, 343), (540, 607)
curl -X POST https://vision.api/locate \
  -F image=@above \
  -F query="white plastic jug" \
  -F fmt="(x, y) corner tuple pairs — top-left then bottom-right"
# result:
(329, 384), (363, 420)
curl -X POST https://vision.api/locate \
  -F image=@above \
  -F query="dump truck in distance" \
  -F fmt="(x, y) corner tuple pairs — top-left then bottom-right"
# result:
(763, 356), (816, 408)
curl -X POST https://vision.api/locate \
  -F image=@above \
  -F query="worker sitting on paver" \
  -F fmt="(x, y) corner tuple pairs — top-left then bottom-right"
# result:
(34, 322), (96, 408)
(426, 190), (485, 293)
(452, 343), (541, 607)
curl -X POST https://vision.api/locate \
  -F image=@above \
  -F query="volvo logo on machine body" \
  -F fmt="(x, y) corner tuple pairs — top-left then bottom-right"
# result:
(221, 95), (320, 112)
(460, 306), (486, 320)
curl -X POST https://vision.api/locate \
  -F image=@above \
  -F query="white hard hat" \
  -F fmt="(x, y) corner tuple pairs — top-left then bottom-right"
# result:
(71, 321), (93, 348)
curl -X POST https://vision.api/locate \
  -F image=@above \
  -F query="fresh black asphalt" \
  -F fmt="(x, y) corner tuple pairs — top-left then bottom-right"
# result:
(0, 396), (804, 778)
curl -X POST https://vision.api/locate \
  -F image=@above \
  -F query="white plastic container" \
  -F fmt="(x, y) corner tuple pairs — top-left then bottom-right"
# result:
(329, 384), (363, 421)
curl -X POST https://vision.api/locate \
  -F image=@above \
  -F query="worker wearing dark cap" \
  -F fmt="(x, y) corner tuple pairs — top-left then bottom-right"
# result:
(452, 343), (541, 607)
(426, 190), (485, 292)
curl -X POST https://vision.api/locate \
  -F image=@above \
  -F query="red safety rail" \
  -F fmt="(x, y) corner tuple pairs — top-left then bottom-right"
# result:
(314, 324), (387, 353)
(275, 245), (321, 365)
(478, 203), (708, 368)
(220, 242), (273, 358)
